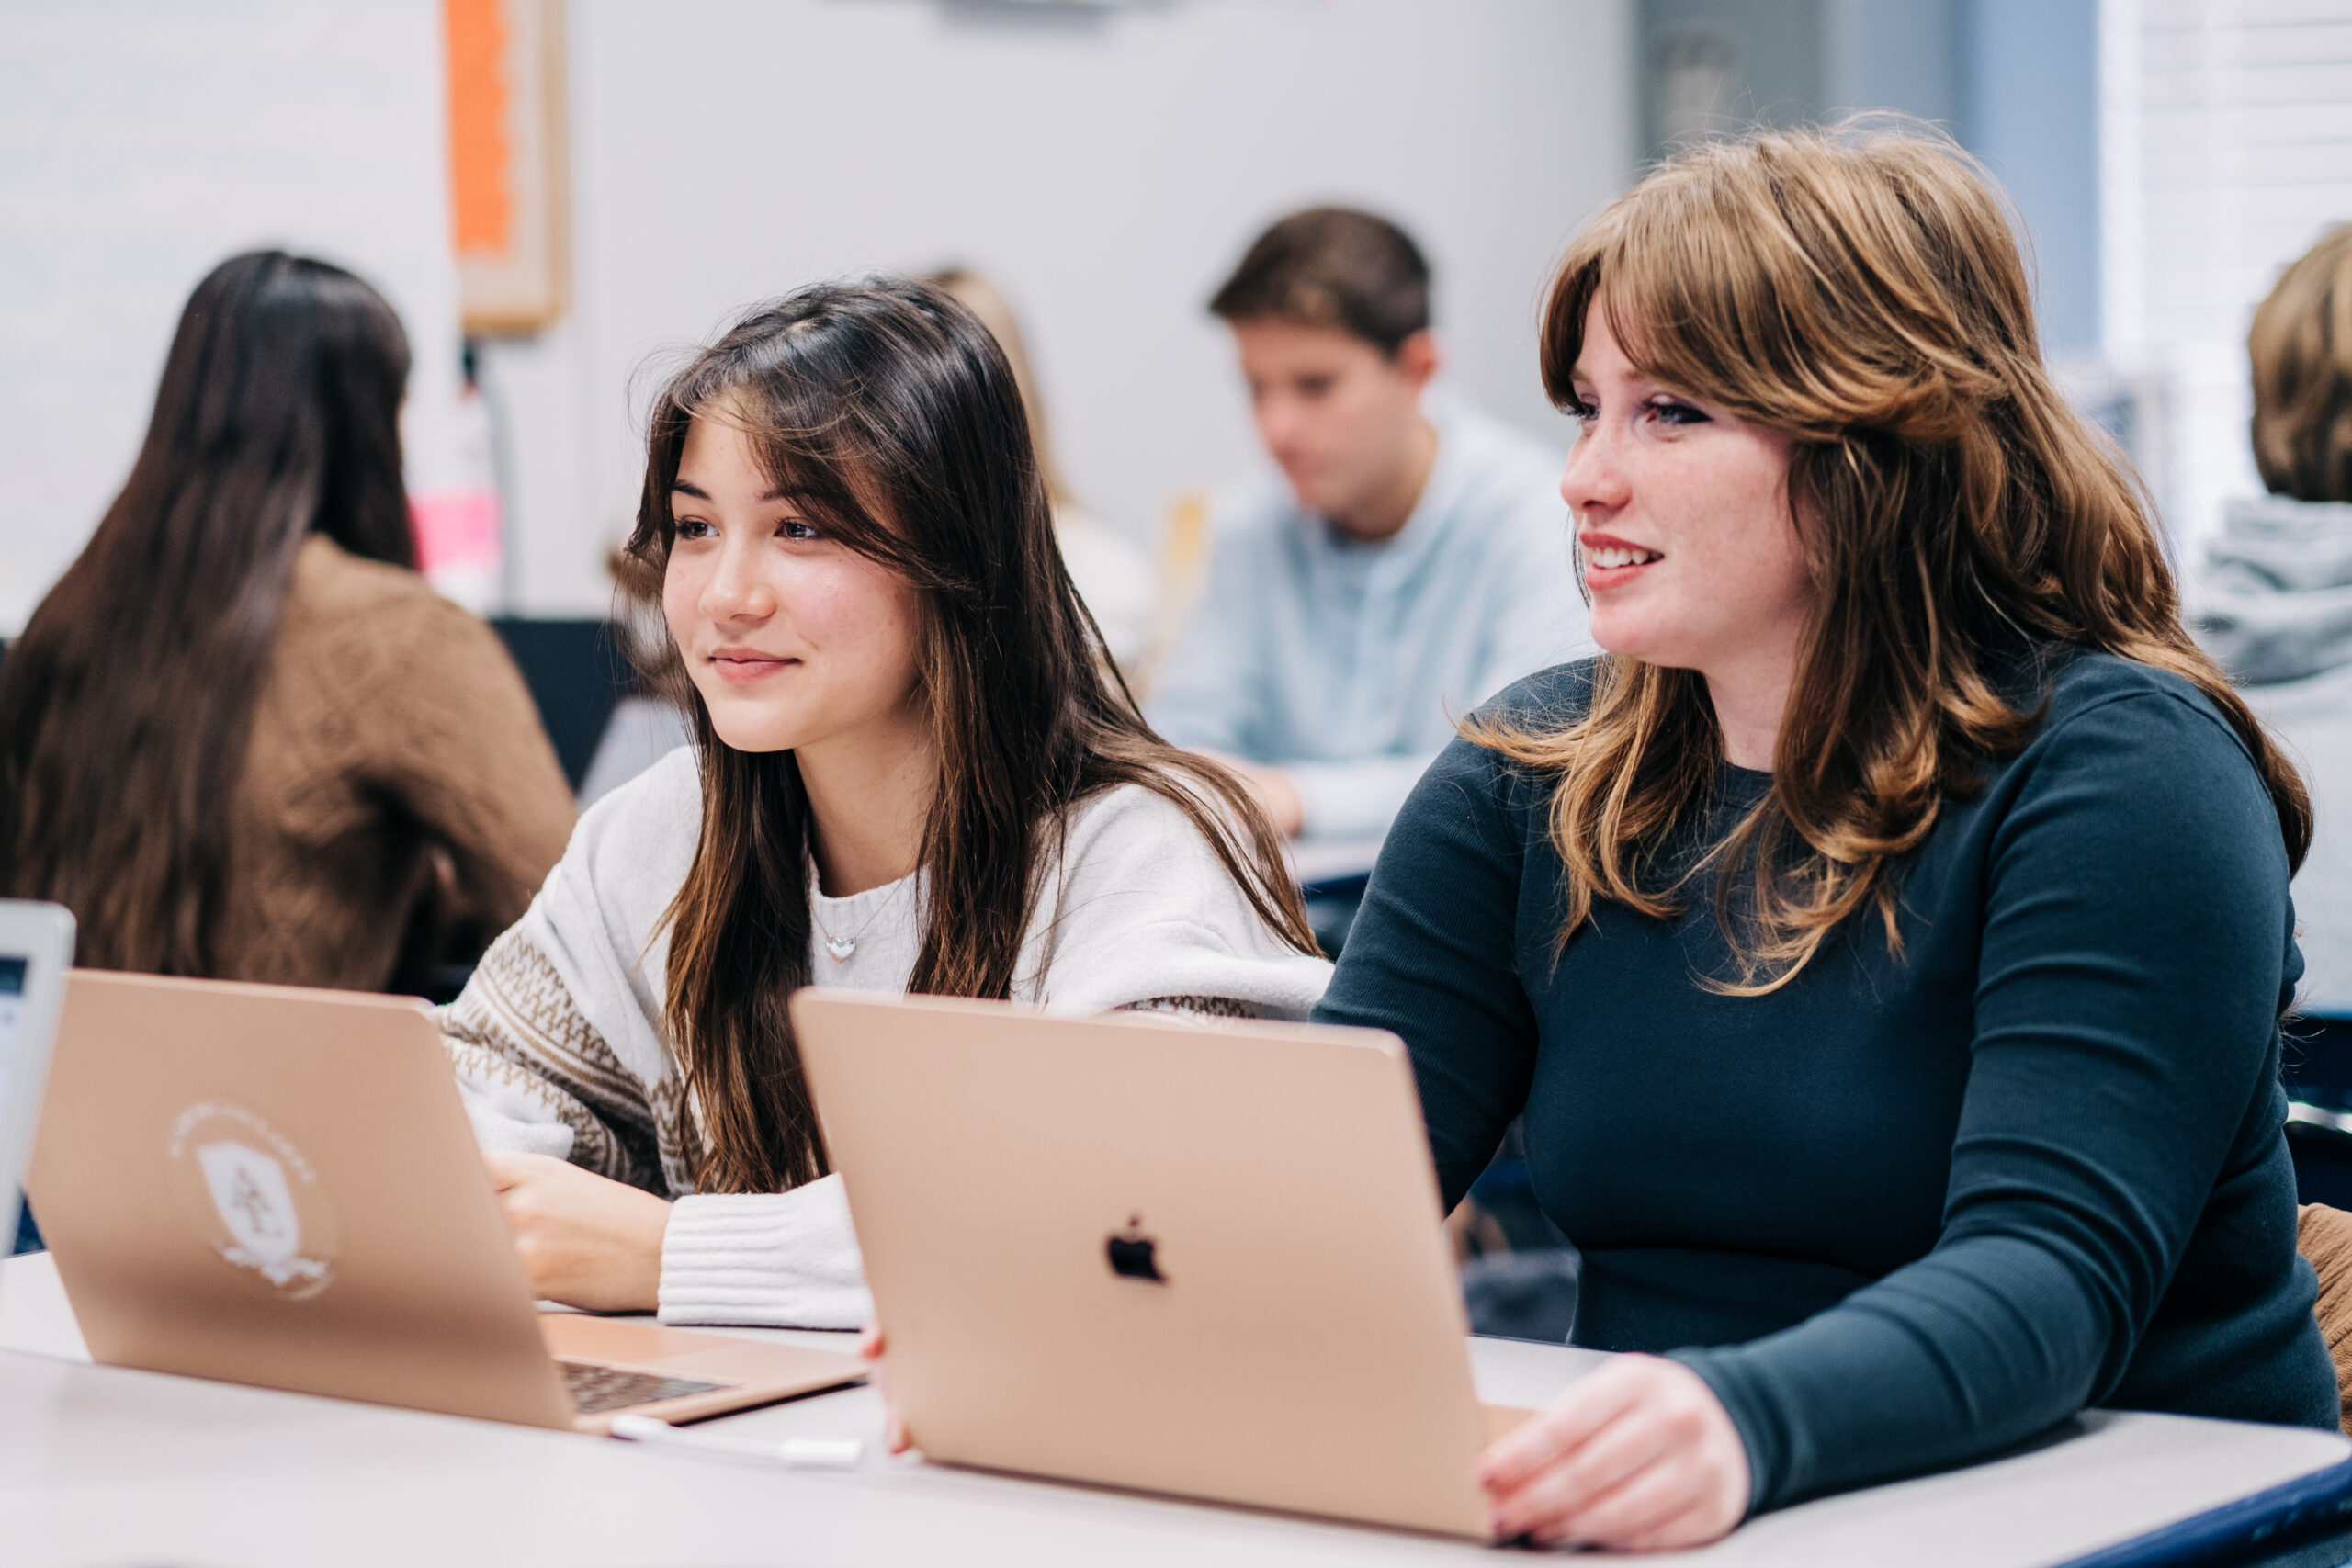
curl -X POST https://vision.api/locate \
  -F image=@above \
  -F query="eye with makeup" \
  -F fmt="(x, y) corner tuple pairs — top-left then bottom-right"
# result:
(1648, 397), (1710, 426)
(673, 516), (715, 541)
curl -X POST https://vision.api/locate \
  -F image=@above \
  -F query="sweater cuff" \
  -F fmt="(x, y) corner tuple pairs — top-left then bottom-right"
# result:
(657, 1173), (874, 1330)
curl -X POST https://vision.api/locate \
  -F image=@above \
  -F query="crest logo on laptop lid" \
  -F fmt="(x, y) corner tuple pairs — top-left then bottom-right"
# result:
(167, 1102), (338, 1299)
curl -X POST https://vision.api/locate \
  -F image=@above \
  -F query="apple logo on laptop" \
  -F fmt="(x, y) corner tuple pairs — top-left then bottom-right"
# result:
(1106, 1214), (1167, 1284)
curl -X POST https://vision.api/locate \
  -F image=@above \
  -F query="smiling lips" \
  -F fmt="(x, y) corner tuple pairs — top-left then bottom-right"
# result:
(1580, 532), (1663, 587)
(708, 645), (797, 684)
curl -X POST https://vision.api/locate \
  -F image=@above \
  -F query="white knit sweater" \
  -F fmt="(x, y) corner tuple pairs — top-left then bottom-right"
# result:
(441, 746), (1331, 1328)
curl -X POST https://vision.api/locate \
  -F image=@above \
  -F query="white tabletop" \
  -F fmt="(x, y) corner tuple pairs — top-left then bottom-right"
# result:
(1, 1250), (2345, 1566)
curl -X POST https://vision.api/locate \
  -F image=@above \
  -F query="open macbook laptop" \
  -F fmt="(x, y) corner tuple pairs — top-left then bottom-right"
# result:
(792, 988), (1536, 1540)
(26, 970), (863, 1432)
(0, 901), (76, 1293)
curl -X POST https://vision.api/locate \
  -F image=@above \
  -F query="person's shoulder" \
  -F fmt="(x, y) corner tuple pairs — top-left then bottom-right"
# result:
(1206, 471), (1304, 550)
(287, 535), (497, 655)
(1996, 649), (2282, 841)
(1059, 777), (1224, 867)
(1373, 663), (1594, 862)
(288, 534), (438, 615)
(2034, 648), (2250, 759)
(1053, 775), (1306, 923)
(1467, 657), (1604, 734)
(1043, 778), (1291, 949)
(1397, 660), (1602, 820)
(279, 538), (518, 716)
(1988, 650), (2293, 900)
(546, 741), (701, 924)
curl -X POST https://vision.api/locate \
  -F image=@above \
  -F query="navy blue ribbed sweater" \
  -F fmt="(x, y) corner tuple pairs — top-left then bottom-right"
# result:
(1314, 651), (2338, 1513)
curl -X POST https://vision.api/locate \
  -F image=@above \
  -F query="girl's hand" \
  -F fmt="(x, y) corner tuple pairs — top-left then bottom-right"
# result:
(483, 1151), (671, 1313)
(859, 1324), (910, 1453)
(1478, 1353), (1750, 1550)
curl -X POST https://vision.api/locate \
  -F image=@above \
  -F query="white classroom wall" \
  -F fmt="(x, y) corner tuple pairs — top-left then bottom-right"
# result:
(0, 0), (467, 634)
(485, 0), (1637, 615)
(0, 1), (1634, 626)
(2101, 0), (2352, 544)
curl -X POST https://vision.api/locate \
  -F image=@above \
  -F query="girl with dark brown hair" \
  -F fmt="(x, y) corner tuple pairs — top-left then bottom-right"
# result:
(1316, 126), (2338, 1547)
(446, 279), (1326, 1325)
(0, 251), (573, 990)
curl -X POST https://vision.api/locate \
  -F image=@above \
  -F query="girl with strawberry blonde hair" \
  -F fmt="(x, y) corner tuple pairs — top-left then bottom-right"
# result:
(1317, 124), (2337, 1548)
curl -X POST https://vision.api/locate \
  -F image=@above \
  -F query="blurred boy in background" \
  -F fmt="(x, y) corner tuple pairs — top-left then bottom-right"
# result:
(1149, 208), (1589, 843)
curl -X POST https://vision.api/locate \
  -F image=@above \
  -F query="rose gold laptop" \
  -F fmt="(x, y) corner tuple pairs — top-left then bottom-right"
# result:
(25, 970), (863, 1432)
(791, 988), (1534, 1540)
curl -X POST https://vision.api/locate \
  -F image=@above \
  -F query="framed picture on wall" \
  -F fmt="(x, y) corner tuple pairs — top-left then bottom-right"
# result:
(445, 0), (567, 335)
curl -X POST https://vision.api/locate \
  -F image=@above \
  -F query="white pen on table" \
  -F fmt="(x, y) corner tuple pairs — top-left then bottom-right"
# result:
(609, 1414), (865, 1470)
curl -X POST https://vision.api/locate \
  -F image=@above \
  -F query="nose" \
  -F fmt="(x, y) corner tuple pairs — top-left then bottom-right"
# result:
(700, 534), (776, 625)
(1255, 390), (1305, 457)
(1560, 419), (1626, 518)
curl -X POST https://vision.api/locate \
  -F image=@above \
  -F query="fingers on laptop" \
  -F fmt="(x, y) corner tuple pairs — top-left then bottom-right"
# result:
(859, 1325), (909, 1453)
(480, 1151), (668, 1314)
(1476, 1354), (1747, 1549)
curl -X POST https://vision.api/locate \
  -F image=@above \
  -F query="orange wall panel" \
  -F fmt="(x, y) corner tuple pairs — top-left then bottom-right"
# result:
(444, 0), (513, 259)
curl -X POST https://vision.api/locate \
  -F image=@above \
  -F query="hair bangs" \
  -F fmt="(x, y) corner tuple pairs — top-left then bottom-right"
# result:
(637, 337), (931, 590)
(1540, 185), (1787, 436)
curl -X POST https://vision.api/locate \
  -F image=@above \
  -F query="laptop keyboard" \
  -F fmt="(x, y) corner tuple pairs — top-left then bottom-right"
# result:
(559, 1359), (732, 1415)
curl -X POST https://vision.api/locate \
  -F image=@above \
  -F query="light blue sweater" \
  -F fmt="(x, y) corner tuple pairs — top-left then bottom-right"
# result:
(1148, 396), (1591, 840)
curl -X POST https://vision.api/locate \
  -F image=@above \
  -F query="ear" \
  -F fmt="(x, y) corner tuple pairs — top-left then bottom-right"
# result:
(1394, 329), (1441, 393)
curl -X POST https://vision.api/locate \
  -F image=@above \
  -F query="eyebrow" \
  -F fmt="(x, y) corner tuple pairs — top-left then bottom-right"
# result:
(670, 479), (795, 502)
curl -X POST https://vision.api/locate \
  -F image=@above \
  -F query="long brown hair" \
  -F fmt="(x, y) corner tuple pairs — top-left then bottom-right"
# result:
(1474, 124), (2309, 993)
(0, 251), (415, 974)
(633, 278), (1316, 1194)
(2249, 221), (2352, 502)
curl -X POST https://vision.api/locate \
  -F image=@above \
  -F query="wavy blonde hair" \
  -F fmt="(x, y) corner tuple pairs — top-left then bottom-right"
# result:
(1473, 124), (2309, 994)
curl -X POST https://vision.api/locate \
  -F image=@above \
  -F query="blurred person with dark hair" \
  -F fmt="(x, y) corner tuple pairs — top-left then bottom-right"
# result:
(1148, 207), (1589, 844)
(0, 250), (575, 991)
(2194, 223), (2352, 1011)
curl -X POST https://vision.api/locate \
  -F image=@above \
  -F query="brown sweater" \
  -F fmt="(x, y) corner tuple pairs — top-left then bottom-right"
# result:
(212, 536), (576, 990)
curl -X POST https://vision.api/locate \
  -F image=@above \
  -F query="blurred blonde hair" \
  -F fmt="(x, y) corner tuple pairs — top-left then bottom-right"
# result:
(925, 268), (1074, 508)
(1472, 121), (2308, 994)
(2250, 223), (2352, 503)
